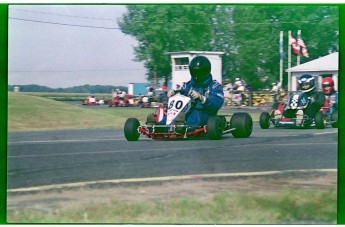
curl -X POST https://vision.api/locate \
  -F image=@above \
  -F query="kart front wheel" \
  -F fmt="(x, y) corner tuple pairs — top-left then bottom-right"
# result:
(230, 112), (253, 138)
(314, 112), (326, 129)
(207, 116), (223, 140)
(259, 112), (271, 129)
(124, 118), (140, 141)
(331, 110), (338, 128)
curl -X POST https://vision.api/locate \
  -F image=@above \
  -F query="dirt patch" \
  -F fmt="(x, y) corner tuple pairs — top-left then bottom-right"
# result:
(7, 170), (337, 213)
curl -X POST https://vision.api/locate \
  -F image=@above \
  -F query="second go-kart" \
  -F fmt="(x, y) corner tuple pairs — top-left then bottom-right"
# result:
(259, 91), (337, 129)
(124, 93), (253, 141)
(319, 97), (338, 128)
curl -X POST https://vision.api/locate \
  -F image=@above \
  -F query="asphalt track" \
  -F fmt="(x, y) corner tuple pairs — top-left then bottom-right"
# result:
(7, 123), (338, 191)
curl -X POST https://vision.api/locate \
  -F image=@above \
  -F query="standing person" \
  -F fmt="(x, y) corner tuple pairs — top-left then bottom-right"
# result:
(233, 78), (242, 90)
(222, 79), (232, 96)
(271, 82), (279, 108)
(271, 82), (279, 93)
(148, 55), (224, 126)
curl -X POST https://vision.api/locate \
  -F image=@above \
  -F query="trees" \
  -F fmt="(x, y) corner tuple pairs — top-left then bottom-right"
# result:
(119, 5), (338, 89)
(232, 5), (338, 88)
(118, 5), (231, 84)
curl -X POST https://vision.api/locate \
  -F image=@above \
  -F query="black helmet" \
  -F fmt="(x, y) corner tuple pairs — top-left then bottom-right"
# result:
(189, 56), (211, 84)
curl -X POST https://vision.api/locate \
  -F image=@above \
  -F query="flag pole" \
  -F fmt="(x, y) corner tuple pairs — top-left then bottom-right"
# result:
(297, 29), (301, 65)
(288, 31), (291, 91)
(279, 31), (283, 86)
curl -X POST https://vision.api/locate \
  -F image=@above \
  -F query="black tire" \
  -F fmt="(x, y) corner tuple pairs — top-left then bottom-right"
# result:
(314, 112), (326, 129)
(124, 118), (140, 141)
(259, 112), (271, 129)
(207, 116), (223, 140)
(230, 112), (253, 138)
(330, 110), (338, 128)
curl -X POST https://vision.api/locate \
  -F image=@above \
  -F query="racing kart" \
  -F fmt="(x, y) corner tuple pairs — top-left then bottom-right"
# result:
(259, 91), (338, 129)
(124, 93), (253, 141)
(319, 98), (338, 128)
(82, 95), (99, 106)
(108, 94), (136, 107)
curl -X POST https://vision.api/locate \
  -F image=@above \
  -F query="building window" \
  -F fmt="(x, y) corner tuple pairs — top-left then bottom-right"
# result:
(174, 57), (189, 71)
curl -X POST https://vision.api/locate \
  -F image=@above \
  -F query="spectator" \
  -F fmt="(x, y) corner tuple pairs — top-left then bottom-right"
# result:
(271, 82), (279, 93)
(222, 79), (232, 98)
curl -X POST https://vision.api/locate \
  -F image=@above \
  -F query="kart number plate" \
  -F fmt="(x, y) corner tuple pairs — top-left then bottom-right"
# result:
(166, 94), (191, 125)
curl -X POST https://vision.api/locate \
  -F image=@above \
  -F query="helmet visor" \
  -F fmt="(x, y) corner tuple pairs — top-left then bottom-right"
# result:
(322, 84), (332, 89)
(301, 82), (311, 90)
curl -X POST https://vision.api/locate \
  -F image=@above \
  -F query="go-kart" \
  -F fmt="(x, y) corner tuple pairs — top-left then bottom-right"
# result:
(82, 95), (99, 106)
(124, 93), (253, 141)
(319, 98), (338, 128)
(109, 95), (134, 107)
(259, 91), (337, 129)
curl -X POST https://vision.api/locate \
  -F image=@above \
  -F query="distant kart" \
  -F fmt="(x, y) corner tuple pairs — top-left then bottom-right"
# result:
(82, 95), (99, 106)
(124, 93), (253, 141)
(259, 91), (338, 129)
(109, 95), (134, 107)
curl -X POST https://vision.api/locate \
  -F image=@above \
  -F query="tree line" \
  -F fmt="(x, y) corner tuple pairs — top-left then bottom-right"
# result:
(119, 5), (338, 89)
(8, 84), (128, 94)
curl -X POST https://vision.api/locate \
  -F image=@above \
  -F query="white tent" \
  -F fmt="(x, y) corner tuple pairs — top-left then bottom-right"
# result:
(286, 52), (338, 91)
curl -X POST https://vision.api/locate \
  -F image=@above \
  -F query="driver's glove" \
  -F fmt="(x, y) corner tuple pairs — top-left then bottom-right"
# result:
(167, 90), (175, 97)
(309, 96), (315, 104)
(189, 90), (206, 104)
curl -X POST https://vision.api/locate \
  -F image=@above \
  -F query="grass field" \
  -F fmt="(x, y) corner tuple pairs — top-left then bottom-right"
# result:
(8, 93), (154, 132)
(7, 188), (336, 224)
(8, 92), (260, 132)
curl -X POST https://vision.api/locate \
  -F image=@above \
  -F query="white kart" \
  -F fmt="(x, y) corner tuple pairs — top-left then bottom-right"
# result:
(124, 93), (253, 141)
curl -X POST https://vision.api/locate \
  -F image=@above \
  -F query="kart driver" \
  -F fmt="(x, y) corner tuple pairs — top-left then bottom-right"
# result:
(283, 74), (325, 125)
(147, 55), (224, 126)
(321, 77), (338, 113)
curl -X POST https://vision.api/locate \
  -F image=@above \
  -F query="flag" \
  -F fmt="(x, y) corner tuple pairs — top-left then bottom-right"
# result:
(289, 35), (300, 55)
(297, 35), (309, 58)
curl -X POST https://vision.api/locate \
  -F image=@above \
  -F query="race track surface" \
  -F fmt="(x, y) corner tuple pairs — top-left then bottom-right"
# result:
(7, 124), (338, 191)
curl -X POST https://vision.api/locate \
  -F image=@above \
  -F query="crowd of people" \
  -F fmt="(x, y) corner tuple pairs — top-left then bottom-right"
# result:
(222, 77), (249, 106)
(111, 55), (337, 120)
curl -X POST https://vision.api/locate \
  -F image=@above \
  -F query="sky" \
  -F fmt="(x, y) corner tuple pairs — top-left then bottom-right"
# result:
(8, 4), (148, 88)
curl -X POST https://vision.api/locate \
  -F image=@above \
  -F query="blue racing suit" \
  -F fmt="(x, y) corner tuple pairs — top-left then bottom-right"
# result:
(178, 74), (224, 126)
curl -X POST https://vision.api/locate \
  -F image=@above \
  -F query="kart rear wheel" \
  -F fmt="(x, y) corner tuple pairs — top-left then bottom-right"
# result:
(314, 112), (326, 129)
(331, 110), (338, 128)
(259, 112), (271, 129)
(124, 118), (140, 141)
(207, 116), (223, 140)
(230, 112), (253, 138)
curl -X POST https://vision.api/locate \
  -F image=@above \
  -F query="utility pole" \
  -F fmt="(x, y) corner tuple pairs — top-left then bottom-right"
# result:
(288, 30), (291, 91)
(279, 30), (283, 87)
(297, 29), (301, 65)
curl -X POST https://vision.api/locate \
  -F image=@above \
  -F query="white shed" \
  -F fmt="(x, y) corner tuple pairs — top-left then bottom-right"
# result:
(286, 52), (338, 91)
(166, 51), (224, 90)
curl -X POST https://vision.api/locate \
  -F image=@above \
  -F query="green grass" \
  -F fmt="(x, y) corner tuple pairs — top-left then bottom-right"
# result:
(8, 93), (260, 132)
(7, 189), (336, 224)
(24, 92), (112, 101)
(8, 93), (154, 132)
